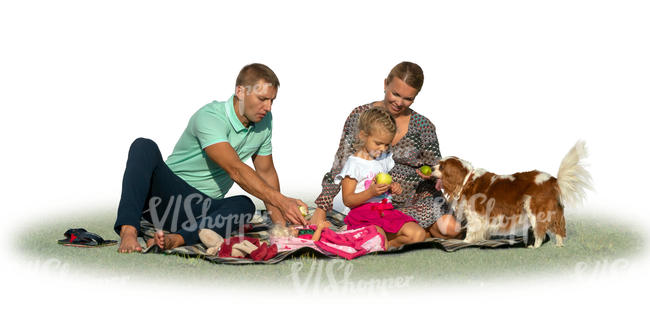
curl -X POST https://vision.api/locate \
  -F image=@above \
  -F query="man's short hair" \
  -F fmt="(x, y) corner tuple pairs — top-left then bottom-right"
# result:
(235, 63), (280, 88)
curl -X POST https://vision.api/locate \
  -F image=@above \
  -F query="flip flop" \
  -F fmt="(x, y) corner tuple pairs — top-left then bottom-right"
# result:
(57, 228), (87, 244)
(58, 229), (117, 248)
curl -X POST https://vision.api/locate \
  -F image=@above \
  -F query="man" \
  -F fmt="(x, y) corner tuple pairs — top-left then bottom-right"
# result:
(115, 63), (307, 253)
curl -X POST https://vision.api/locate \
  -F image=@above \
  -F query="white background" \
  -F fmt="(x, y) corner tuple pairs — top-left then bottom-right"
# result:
(1, 0), (649, 333)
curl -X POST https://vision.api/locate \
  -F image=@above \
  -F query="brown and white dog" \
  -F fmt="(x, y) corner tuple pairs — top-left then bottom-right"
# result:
(432, 141), (592, 248)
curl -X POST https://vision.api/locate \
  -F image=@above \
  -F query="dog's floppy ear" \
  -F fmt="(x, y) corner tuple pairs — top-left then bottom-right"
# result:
(441, 158), (468, 197)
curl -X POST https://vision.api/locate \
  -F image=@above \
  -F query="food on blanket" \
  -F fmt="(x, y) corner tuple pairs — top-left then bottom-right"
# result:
(420, 165), (432, 176)
(375, 172), (392, 185)
(299, 205), (309, 217)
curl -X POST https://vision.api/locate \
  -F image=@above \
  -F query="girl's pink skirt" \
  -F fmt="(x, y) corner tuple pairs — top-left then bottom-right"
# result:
(344, 201), (417, 234)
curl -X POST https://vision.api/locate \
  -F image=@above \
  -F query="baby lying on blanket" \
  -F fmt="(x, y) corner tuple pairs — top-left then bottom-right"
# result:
(271, 221), (386, 260)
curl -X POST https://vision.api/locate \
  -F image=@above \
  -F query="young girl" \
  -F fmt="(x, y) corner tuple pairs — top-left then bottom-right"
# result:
(335, 107), (427, 249)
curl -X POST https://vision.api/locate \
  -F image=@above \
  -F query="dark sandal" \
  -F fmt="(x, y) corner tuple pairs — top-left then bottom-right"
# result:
(58, 229), (117, 248)
(57, 228), (87, 244)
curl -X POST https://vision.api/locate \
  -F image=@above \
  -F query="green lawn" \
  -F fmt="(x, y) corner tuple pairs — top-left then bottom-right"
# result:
(14, 208), (645, 292)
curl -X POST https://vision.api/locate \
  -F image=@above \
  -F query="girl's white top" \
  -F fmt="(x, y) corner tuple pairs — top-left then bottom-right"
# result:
(332, 152), (395, 214)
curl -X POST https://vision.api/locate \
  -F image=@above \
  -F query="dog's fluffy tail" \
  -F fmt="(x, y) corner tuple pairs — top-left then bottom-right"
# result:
(557, 140), (593, 207)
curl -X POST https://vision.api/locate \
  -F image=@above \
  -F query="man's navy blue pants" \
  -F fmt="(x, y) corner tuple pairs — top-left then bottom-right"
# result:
(114, 138), (256, 245)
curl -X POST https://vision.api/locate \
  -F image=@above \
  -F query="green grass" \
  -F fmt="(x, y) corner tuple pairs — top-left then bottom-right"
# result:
(14, 208), (645, 291)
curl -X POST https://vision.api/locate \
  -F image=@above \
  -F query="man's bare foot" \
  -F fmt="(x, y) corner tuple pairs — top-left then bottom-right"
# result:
(118, 225), (143, 253)
(146, 231), (185, 250)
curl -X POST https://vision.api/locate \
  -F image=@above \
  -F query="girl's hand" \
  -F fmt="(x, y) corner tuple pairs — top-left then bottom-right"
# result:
(309, 207), (327, 227)
(369, 181), (390, 197)
(390, 182), (402, 195)
(317, 220), (331, 230)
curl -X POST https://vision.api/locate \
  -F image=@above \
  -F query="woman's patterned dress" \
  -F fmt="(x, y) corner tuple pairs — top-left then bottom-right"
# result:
(314, 103), (450, 228)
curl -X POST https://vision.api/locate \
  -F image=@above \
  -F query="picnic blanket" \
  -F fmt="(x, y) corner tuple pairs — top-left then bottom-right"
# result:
(140, 209), (548, 264)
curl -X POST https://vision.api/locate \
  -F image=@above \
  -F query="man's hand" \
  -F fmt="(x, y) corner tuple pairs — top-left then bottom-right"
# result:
(276, 196), (309, 226)
(390, 182), (403, 195)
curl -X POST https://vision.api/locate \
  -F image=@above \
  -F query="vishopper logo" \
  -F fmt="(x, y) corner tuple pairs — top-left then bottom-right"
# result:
(289, 259), (413, 295)
(26, 258), (70, 275)
(143, 194), (254, 237)
(238, 82), (274, 116)
(25, 258), (131, 284)
(574, 258), (631, 279)
(242, 82), (273, 96)
(389, 144), (440, 159)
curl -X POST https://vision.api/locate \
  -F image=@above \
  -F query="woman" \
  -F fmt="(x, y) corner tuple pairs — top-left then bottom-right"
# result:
(310, 61), (462, 240)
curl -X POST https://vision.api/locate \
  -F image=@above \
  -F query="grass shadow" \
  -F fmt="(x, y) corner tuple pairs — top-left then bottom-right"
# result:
(14, 208), (646, 290)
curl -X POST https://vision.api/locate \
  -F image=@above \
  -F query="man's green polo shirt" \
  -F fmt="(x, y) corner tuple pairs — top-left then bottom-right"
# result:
(165, 95), (272, 199)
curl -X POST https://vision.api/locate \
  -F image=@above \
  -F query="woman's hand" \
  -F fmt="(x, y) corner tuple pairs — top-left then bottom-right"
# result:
(390, 182), (403, 195)
(416, 168), (434, 180)
(368, 181), (390, 197)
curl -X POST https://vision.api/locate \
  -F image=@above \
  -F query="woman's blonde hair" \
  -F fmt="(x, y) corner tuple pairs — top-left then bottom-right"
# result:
(355, 106), (397, 151)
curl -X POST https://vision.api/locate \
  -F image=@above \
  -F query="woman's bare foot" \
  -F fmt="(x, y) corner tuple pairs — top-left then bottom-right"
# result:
(118, 225), (143, 253)
(146, 231), (185, 250)
(427, 215), (462, 239)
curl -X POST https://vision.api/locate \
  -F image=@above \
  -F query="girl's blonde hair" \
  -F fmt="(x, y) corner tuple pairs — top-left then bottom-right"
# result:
(355, 106), (397, 151)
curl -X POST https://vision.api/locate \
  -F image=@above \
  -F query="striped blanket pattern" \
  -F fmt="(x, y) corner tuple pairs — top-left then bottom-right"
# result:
(140, 210), (545, 264)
